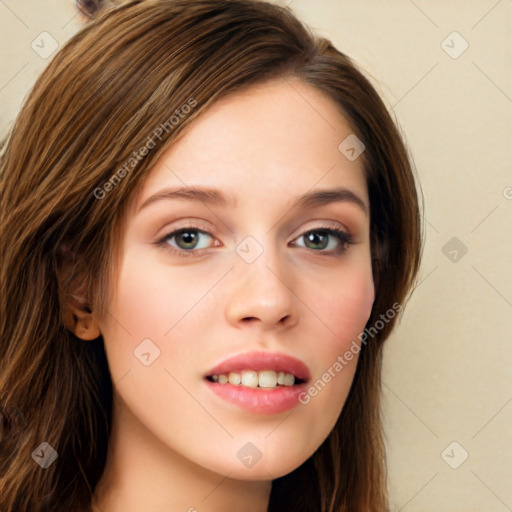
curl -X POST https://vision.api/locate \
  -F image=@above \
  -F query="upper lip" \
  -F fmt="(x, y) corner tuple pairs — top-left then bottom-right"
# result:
(205, 350), (311, 383)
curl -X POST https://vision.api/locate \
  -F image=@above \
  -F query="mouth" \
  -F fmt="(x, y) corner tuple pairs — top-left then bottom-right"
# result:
(203, 350), (311, 414)
(205, 370), (307, 389)
(206, 370), (307, 389)
(204, 349), (310, 387)
(204, 370), (308, 415)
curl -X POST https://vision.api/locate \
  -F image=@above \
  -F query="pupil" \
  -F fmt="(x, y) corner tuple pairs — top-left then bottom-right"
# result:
(307, 231), (327, 249)
(179, 231), (197, 248)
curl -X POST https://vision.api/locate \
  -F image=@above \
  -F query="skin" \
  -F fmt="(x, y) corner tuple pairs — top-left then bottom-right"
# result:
(70, 78), (375, 512)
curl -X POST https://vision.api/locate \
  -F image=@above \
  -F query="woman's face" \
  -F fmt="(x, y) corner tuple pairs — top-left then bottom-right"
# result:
(96, 78), (375, 480)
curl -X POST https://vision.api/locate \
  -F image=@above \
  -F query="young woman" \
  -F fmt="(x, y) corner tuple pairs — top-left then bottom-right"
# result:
(0, 1), (423, 511)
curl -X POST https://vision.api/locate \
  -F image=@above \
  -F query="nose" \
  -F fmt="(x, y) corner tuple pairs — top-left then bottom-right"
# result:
(224, 245), (298, 331)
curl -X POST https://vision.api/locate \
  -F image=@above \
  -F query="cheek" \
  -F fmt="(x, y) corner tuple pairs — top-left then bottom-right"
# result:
(100, 248), (218, 376)
(109, 248), (216, 338)
(307, 263), (375, 344)
(275, 266), (375, 472)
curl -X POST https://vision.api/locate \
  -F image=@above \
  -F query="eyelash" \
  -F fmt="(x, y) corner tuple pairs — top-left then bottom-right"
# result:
(155, 223), (355, 258)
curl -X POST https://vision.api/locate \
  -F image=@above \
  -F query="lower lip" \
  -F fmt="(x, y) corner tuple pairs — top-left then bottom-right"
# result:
(205, 380), (309, 415)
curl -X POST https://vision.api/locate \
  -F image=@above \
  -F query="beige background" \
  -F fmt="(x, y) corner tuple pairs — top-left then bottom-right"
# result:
(1, 1), (511, 511)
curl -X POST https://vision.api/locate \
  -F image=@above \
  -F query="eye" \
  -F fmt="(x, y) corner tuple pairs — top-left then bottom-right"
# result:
(157, 225), (215, 256)
(291, 225), (354, 255)
(156, 223), (355, 258)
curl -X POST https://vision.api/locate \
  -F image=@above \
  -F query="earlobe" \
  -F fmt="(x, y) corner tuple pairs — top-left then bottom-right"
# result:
(61, 293), (102, 340)
(56, 243), (101, 340)
(73, 314), (101, 341)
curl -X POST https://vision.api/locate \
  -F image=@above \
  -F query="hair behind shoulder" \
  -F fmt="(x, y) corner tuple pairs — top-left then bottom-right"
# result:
(0, 1), (422, 511)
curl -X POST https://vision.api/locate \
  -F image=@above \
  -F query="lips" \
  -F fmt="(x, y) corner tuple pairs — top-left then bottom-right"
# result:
(204, 350), (311, 383)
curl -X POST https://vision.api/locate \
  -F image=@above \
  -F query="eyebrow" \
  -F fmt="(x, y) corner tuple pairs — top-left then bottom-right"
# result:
(137, 185), (368, 216)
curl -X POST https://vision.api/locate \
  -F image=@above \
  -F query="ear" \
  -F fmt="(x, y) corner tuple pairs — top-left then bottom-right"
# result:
(56, 243), (101, 341)
(62, 287), (102, 340)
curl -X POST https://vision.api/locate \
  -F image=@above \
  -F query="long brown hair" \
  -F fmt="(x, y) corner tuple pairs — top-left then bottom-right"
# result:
(0, 1), (423, 511)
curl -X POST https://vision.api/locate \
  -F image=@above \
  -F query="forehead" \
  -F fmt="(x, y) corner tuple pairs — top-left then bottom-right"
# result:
(135, 78), (368, 212)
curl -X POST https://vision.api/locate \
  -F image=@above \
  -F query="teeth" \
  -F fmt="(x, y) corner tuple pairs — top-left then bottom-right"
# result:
(228, 372), (241, 385)
(283, 373), (295, 386)
(209, 370), (296, 388)
(258, 370), (277, 388)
